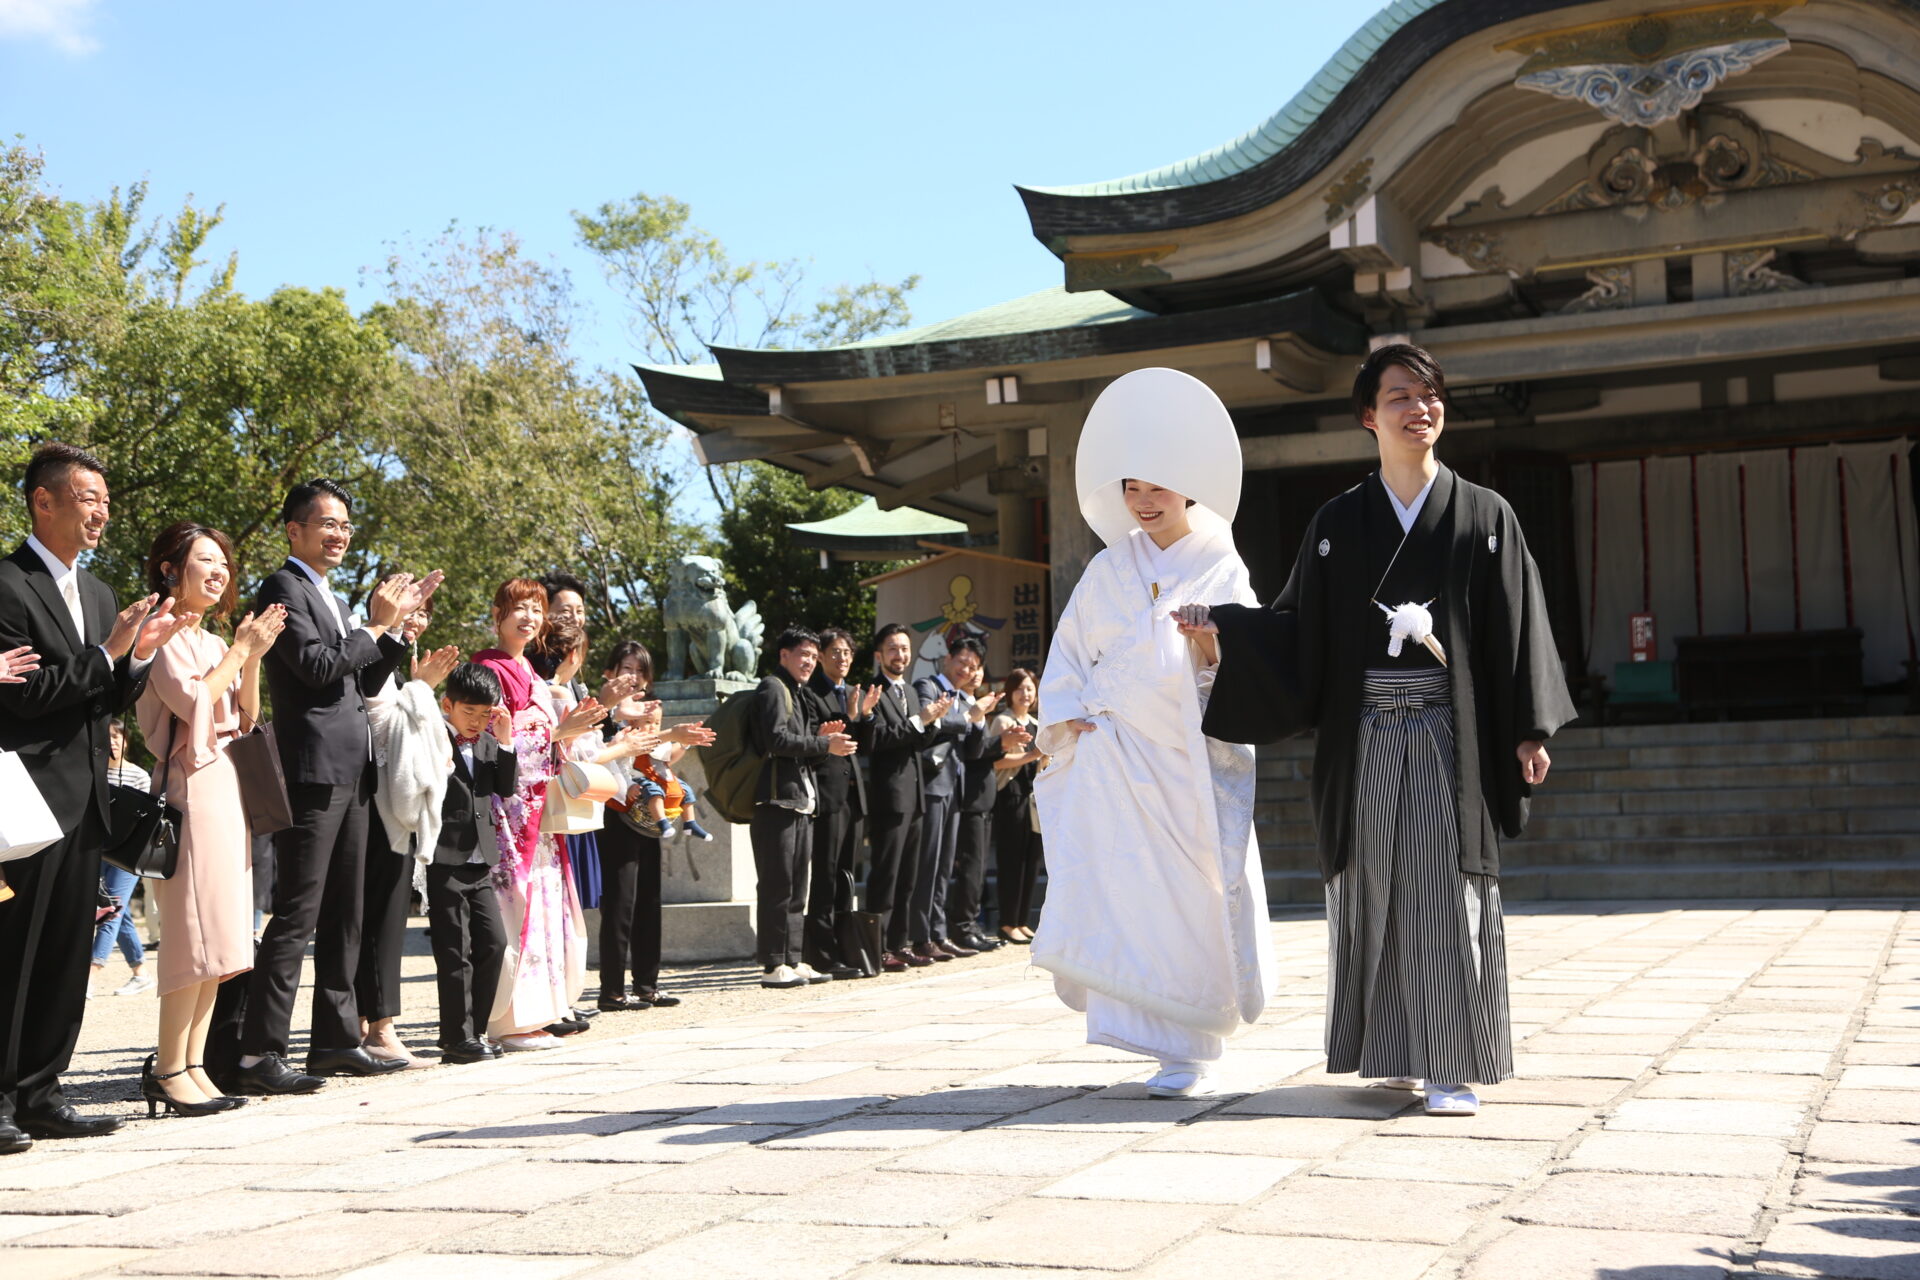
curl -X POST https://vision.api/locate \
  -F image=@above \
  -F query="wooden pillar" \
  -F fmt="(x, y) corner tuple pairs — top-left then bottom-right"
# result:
(1045, 401), (1097, 625)
(996, 428), (1034, 562)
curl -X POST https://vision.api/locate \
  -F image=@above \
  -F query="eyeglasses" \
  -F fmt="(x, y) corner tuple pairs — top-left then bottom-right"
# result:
(295, 519), (354, 537)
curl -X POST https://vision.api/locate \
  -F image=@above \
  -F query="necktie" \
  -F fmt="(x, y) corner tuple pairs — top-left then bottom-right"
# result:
(834, 684), (848, 714)
(453, 732), (481, 748)
(60, 573), (84, 644)
(892, 682), (908, 712)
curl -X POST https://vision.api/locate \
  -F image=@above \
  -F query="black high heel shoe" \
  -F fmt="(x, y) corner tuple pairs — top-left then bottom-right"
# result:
(140, 1055), (227, 1118)
(187, 1063), (246, 1110)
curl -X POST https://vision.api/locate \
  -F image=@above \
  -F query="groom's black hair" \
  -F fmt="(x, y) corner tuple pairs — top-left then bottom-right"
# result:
(1351, 343), (1449, 425)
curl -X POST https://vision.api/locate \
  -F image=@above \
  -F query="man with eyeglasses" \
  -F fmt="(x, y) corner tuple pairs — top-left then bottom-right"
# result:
(224, 479), (441, 1094)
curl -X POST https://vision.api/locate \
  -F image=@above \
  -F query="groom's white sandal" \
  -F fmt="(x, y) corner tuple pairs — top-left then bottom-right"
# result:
(1375, 1076), (1424, 1091)
(1422, 1084), (1479, 1115)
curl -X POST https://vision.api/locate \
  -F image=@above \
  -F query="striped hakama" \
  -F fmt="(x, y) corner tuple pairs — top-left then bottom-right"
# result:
(1324, 669), (1512, 1085)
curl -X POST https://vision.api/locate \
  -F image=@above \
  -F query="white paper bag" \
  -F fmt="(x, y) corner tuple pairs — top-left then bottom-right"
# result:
(0, 750), (64, 863)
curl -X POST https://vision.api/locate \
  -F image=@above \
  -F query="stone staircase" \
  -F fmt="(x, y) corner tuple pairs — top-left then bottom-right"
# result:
(1255, 714), (1920, 904)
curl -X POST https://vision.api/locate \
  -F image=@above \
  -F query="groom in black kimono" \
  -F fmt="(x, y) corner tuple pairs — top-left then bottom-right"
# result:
(1182, 343), (1574, 1116)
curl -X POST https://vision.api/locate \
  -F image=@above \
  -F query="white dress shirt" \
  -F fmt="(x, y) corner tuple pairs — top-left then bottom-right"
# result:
(26, 533), (150, 671)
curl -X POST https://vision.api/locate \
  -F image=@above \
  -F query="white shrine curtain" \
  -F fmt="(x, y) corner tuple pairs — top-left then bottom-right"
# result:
(1572, 439), (1920, 687)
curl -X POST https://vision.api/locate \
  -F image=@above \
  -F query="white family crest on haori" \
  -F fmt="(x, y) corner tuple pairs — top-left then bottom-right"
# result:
(1033, 368), (1275, 1062)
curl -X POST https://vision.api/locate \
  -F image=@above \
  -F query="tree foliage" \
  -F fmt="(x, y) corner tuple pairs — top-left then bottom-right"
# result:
(574, 192), (917, 663)
(1, 142), (917, 672)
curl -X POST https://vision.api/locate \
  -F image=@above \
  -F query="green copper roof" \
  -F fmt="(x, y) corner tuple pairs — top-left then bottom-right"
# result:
(787, 497), (967, 539)
(1024, 0), (1446, 197)
(831, 286), (1151, 349)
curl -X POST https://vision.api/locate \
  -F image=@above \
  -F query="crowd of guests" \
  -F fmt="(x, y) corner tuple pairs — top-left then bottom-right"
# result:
(744, 623), (1047, 988)
(0, 442), (1046, 1156)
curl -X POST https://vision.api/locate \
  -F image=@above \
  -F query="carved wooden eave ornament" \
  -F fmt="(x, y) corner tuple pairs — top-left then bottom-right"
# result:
(1427, 97), (1920, 310)
(1499, 3), (1799, 127)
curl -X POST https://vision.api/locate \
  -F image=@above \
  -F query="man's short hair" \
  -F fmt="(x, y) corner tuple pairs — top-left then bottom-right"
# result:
(949, 635), (987, 662)
(22, 442), (108, 505)
(870, 622), (911, 655)
(817, 627), (855, 653)
(774, 626), (821, 655)
(281, 478), (353, 526)
(445, 662), (503, 708)
(1351, 343), (1449, 425)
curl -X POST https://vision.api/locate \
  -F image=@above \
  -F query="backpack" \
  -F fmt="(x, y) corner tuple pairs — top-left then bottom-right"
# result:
(696, 680), (791, 825)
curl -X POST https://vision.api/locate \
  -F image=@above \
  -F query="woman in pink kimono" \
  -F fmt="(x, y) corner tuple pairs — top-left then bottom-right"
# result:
(136, 522), (286, 1115)
(474, 578), (651, 1051)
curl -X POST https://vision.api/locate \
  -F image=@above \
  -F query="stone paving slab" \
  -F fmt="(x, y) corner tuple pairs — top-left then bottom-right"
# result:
(1463, 1225), (1739, 1279)
(3, 901), (1917, 1279)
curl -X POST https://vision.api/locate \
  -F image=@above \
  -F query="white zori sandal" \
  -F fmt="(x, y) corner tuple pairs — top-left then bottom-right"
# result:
(1423, 1084), (1480, 1116)
(1145, 1062), (1216, 1099)
(1375, 1076), (1424, 1091)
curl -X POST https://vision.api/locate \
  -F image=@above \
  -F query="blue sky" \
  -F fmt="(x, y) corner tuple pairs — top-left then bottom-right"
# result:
(3, 0), (1371, 376)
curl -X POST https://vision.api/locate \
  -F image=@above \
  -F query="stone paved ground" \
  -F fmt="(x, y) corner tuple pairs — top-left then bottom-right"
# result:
(5, 900), (1918, 1280)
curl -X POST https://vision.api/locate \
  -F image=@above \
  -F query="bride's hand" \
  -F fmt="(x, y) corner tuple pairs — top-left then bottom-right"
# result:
(1062, 718), (1098, 736)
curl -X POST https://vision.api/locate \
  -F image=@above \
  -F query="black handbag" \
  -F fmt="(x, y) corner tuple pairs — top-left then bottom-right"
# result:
(229, 712), (292, 838)
(104, 783), (180, 880)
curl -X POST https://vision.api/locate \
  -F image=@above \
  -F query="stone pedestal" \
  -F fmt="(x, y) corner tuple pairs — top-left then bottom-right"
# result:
(652, 676), (761, 963)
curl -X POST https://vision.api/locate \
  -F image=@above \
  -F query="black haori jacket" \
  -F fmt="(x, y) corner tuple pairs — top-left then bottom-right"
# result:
(1204, 466), (1575, 881)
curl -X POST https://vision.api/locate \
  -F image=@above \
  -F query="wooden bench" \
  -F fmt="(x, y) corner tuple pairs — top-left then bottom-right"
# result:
(1675, 629), (1866, 720)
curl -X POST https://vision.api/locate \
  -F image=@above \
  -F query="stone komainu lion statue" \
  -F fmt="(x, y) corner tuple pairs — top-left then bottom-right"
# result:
(662, 554), (763, 681)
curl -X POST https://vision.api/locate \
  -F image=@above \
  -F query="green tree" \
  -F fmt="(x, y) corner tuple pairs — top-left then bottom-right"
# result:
(718, 464), (882, 654)
(573, 191), (919, 662)
(368, 224), (703, 652)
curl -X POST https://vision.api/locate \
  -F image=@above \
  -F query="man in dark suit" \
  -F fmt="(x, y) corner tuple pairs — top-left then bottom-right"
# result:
(948, 694), (1018, 955)
(909, 636), (997, 962)
(848, 623), (953, 972)
(747, 627), (857, 989)
(427, 662), (516, 1065)
(0, 443), (182, 1151)
(802, 627), (871, 979)
(230, 479), (439, 1094)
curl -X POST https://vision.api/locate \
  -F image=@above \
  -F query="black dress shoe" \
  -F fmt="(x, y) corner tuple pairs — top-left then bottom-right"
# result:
(959, 930), (1002, 952)
(305, 1047), (406, 1077)
(19, 1105), (124, 1139)
(596, 994), (648, 1012)
(0, 1119), (32, 1154)
(232, 1054), (325, 1095)
(542, 1015), (589, 1036)
(439, 1037), (496, 1065)
(636, 989), (680, 1008)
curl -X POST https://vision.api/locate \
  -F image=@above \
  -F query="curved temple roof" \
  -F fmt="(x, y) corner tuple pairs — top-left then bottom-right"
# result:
(1016, 0), (1624, 240)
(1022, 0), (1448, 200)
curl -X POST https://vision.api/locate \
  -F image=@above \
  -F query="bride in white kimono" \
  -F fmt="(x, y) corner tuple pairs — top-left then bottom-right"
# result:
(1033, 367), (1275, 1098)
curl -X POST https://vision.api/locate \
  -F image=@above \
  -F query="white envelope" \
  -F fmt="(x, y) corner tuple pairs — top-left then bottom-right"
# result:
(0, 750), (64, 863)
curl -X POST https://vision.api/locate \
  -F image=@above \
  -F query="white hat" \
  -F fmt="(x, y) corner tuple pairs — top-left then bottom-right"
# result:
(1075, 367), (1243, 548)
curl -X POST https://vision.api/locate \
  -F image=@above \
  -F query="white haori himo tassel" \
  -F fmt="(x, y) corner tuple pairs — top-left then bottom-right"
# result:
(1377, 600), (1449, 666)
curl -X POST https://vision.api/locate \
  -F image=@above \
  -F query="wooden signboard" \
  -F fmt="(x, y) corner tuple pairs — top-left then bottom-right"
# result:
(862, 549), (1052, 683)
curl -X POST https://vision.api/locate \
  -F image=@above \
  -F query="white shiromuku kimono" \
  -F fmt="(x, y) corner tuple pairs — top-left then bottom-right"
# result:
(1032, 523), (1276, 1065)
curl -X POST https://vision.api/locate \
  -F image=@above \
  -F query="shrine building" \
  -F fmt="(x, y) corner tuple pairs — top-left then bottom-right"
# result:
(640, 0), (1920, 898)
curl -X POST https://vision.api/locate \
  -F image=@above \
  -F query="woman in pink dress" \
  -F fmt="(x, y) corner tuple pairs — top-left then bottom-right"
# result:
(474, 578), (652, 1051)
(136, 522), (286, 1115)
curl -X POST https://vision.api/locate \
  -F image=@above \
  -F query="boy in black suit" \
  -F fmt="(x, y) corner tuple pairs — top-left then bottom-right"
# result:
(427, 663), (517, 1064)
